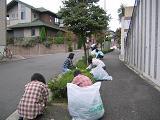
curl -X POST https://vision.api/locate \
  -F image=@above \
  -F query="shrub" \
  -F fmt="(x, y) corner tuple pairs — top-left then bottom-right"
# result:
(54, 37), (64, 44)
(75, 59), (87, 69)
(68, 44), (73, 52)
(48, 58), (95, 102)
(102, 49), (114, 54)
(40, 27), (46, 42)
(43, 37), (54, 48)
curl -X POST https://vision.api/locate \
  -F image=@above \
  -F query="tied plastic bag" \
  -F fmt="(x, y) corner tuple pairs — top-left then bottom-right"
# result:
(67, 82), (104, 120)
(90, 66), (112, 81)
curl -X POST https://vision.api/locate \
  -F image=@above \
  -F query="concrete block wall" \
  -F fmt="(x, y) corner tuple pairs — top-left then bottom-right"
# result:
(125, 0), (160, 86)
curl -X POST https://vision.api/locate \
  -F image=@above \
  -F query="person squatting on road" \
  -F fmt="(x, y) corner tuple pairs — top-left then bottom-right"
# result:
(18, 73), (49, 120)
(62, 53), (75, 73)
(72, 70), (92, 87)
(87, 56), (106, 70)
(95, 49), (104, 59)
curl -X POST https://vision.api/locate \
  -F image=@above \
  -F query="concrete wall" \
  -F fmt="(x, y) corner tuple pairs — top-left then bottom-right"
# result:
(0, 0), (6, 52)
(7, 4), (18, 26)
(7, 2), (32, 26)
(8, 44), (67, 55)
(125, 6), (134, 17)
(120, 6), (133, 60)
(125, 0), (160, 86)
(18, 3), (32, 23)
(23, 28), (39, 37)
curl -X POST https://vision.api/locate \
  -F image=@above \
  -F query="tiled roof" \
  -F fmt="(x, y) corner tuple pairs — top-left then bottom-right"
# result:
(8, 19), (65, 32)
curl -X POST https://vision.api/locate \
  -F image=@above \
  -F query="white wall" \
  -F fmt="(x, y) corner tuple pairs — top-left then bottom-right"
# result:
(18, 3), (32, 23)
(125, 0), (160, 87)
(7, 2), (32, 26)
(7, 4), (19, 26)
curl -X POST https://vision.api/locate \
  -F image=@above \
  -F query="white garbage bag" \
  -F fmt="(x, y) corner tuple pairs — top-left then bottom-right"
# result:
(67, 82), (104, 120)
(90, 66), (112, 81)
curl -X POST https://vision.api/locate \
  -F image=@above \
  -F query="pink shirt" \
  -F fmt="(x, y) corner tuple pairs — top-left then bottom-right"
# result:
(72, 74), (92, 87)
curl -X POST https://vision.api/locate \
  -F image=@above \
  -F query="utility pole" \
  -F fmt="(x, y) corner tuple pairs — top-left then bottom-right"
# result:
(0, 0), (6, 52)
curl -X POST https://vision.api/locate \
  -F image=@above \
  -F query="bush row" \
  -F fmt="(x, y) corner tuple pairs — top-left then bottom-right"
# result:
(48, 58), (95, 102)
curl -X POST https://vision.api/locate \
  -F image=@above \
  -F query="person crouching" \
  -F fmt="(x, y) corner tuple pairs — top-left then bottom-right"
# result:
(18, 73), (49, 120)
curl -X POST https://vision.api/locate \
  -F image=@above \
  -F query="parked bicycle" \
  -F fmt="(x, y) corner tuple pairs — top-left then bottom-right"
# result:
(0, 47), (13, 62)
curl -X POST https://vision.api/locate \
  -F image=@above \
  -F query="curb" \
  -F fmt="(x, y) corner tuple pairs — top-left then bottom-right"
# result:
(6, 110), (19, 120)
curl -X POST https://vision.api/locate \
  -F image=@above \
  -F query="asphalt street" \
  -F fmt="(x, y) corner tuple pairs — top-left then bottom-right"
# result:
(0, 51), (83, 120)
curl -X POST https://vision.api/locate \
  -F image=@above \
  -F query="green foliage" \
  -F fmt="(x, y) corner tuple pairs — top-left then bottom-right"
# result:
(65, 31), (74, 51)
(75, 58), (87, 69)
(114, 28), (121, 46)
(117, 4), (125, 22)
(77, 35), (83, 49)
(54, 37), (64, 44)
(96, 32), (105, 50)
(14, 37), (39, 47)
(54, 31), (64, 44)
(105, 36), (112, 42)
(68, 44), (73, 52)
(40, 27), (46, 42)
(58, 0), (110, 61)
(102, 49), (114, 54)
(42, 37), (54, 48)
(48, 58), (95, 101)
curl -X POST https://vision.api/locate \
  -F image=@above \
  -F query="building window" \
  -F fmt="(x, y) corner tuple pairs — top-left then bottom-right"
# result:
(55, 18), (59, 24)
(31, 28), (35, 36)
(21, 11), (25, 20)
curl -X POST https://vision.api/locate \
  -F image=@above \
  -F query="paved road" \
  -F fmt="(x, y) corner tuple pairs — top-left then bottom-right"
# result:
(0, 51), (83, 120)
(101, 50), (160, 120)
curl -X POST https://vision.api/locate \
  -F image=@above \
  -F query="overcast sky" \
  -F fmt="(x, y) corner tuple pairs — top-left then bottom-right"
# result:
(7, 0), (135, 31)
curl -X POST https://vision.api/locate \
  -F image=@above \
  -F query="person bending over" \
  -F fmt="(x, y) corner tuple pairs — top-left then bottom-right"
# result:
(72, 70), (92, 87)
(18, 73), (49, 120)
(62, 53), (75, 73)
(87, 56), (106, 70)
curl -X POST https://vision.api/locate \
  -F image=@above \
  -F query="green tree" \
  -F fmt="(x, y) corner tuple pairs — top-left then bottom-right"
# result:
(96, 32), (105, 50)
(117, 4), (125, 22)
(65, 31), (74, 52)
(114, 28), (121, 47)
(40, 27), (46, 42)
(58, 0), (110, 63)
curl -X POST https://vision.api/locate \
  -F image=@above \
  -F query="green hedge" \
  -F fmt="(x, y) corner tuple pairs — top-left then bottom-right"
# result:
(102, 49), (114, 54)
(48, 58), (95, 102)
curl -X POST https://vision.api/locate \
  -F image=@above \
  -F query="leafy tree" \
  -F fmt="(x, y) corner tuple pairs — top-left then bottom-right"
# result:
(65, 31), (74, 51)
(96, 32), (105, 50)
(114, 28), (121, 47)
(117, 4), (125, 22)
(58, 0), (110, 62)
(40, 27), (46, 42)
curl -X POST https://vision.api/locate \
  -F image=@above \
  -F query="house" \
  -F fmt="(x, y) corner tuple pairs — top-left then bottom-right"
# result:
(120, 6), (133, 61)
(7, 0), (65, 41)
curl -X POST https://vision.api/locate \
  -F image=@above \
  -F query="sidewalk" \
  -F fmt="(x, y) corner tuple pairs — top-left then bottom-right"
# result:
(7, 50), (160, 120)
(42, 50), (160, 120)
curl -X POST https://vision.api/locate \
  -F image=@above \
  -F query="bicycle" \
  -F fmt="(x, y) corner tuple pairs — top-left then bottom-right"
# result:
(0, 47), (13, 62)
